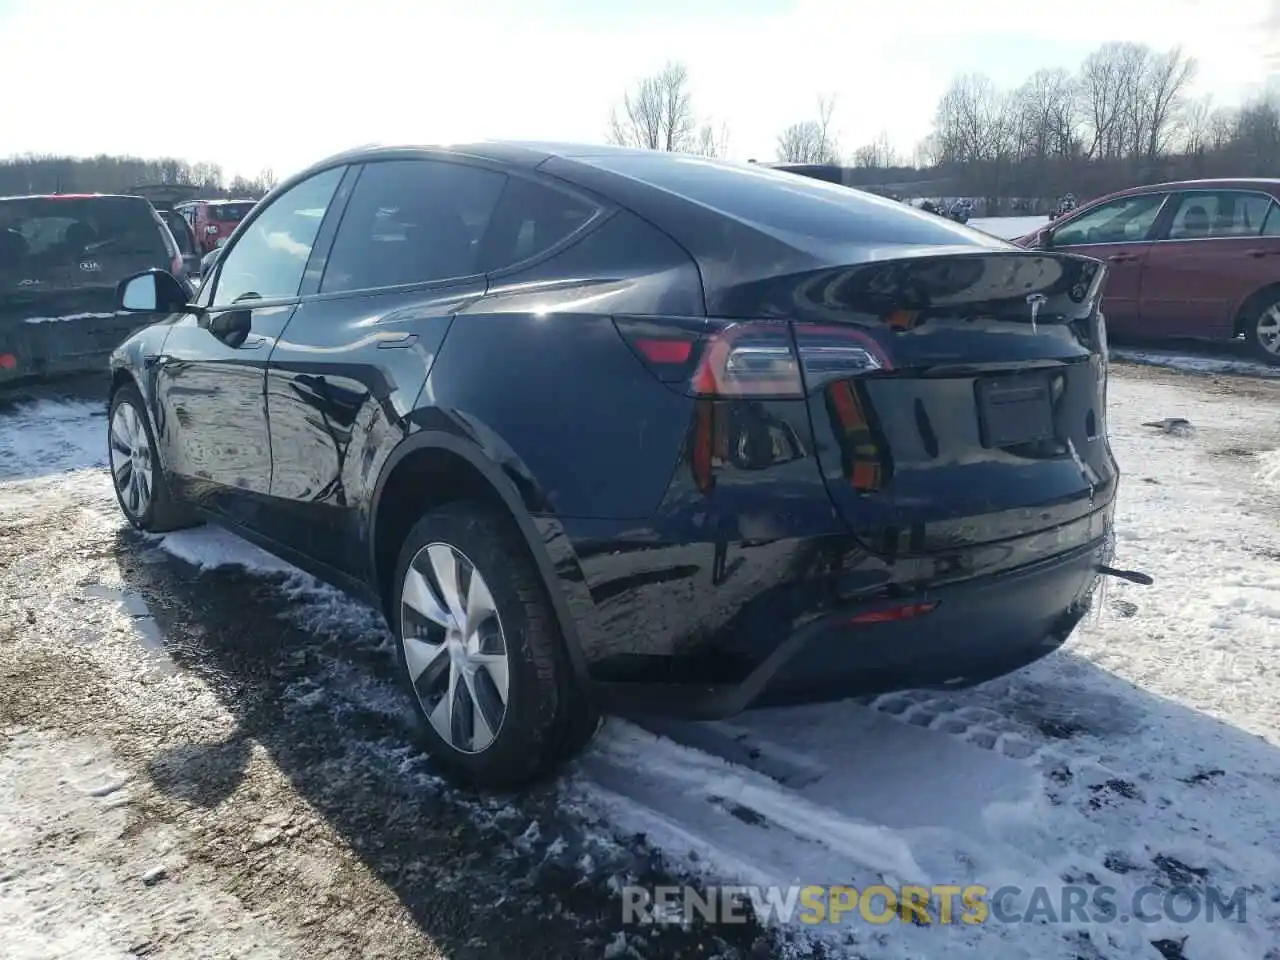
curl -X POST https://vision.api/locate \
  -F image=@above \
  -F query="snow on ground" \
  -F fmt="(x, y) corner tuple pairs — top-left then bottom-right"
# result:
(568, 371), (1280, 959)
(969, 215), (1047, 240)
(0, 396), (107, 481)
(2, 364), (1279, 959)
(1112, 347), (1280, 381)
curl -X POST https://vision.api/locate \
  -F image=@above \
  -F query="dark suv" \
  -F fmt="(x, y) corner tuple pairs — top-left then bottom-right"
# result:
(1, 193), (186, 384)
(106, 143), (1124, 786)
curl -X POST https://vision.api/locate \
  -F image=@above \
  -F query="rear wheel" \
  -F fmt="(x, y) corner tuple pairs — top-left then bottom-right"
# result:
(392, 501), (598, 788)
(108, 384), (199, 532)
(1245, 299), (1280, 365)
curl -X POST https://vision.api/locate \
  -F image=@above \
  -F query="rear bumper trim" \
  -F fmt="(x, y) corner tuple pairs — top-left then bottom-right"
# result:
(590, 536), (1108, 720)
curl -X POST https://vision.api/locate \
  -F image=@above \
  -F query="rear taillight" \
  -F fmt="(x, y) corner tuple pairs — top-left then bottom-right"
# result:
(792, 325), (888, 390)
(692, 322), (805, 397)
(615, 317), (890, 398)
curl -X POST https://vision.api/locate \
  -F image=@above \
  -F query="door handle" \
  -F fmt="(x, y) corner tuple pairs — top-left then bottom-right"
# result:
(375, 332), (418, 349)
(1245, 249), (1274, 258)
(239, 335), (267, 350)
(1107, 253), (1137, 263)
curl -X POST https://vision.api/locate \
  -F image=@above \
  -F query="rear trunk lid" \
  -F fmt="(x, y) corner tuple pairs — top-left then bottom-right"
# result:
(1, 195), (169, 380)
(786, 248), (1115, 564)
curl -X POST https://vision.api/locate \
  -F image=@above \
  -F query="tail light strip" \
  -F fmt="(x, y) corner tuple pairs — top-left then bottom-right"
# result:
(615, 317), (892, 400)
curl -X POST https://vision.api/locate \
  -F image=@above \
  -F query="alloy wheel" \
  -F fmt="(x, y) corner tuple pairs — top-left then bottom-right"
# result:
(1257, 304), (1280, 356)
(109, 401), (153, 519)
(400, 542), (511, 754)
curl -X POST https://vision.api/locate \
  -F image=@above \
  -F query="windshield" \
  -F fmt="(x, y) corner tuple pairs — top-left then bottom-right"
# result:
(0, 196), (166, 265)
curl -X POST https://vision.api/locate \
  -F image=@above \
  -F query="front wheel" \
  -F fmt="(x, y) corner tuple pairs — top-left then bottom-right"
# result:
(392, 501), (599, 788)
(1245, 299), (1280, 366)
(108, 384), (199, 532)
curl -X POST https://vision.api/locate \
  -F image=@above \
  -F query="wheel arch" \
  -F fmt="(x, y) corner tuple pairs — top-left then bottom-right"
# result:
(1233, 281), (1280, 337)
(367, 431), (590, 683)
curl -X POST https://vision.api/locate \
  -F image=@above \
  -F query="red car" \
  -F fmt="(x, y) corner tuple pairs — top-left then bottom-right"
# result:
(1015, 179), (1280, 365)
(174, 198), (256, 256)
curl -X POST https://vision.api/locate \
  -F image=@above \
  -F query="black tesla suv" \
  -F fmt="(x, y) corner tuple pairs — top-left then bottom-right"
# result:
(107, 142), (1124, 787)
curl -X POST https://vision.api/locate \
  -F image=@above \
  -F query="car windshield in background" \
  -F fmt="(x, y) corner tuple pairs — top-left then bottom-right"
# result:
(210, 202), (254, 222)
(0, 196), (166, 264)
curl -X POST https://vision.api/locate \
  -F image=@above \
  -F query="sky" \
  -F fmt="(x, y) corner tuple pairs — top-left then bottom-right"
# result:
(0, 0), (1276, 181)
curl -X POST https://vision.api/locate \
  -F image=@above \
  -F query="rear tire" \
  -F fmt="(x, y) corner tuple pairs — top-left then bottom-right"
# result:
(1244, 298), (1280, 366)
(392, 501), (598, 788)
(108, 384), (200, 533)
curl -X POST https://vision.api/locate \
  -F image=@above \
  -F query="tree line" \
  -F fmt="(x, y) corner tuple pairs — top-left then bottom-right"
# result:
(0, 154), (278, 199)
(608, 49), (1280, 212)
(7, 46), (1275, 211)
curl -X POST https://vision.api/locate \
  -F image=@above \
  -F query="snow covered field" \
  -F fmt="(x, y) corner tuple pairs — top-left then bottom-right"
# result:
(1, 359), (1278, 959)
(969, 215), (1048, 240)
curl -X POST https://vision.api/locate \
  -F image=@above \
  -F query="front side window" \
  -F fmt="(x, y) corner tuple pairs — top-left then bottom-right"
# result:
(213, 167), (344, 305)
(320, 159), (506, 294)
(1052, 194), (1167, 247)
(1164, 191), (1273, 240)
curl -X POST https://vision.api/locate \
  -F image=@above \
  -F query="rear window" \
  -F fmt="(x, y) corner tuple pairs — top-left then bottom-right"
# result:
(584, 154), (1003, 248)
(0, 196), (166, 265)
(209, 202), (254, 222)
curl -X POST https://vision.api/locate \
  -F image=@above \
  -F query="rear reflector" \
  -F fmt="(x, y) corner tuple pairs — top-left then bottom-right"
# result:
(0, 354), (16, 369)
(634, 338), (693, 365)
(846, 601), (937, 625)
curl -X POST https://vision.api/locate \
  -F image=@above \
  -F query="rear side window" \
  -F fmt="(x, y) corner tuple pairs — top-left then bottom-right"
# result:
(1263, 203), (1280, 237)
(1165, 191), (1273, 240)
(320, 160), (507, 293)
(477, 177), (598, 272)
(579, 153), (1002, 248)
(0, 196), (166, 265)
(210, 202), (254, 223)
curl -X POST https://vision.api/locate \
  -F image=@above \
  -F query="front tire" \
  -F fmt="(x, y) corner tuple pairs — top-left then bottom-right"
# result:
(1245, 298), (1280, 366)
(392, 501), (598, 788)
(108, 384), (199, 532)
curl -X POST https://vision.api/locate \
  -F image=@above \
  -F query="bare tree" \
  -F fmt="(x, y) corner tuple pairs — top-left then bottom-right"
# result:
(692, 121), (729, 158)
(608, 62), (702, 153)
(851, 131), (899, 168)
(1179, 96), (1214, 154)
(913, 133), (941, 168)
(1015, 68), (1078, 160)
(1138, 46), (1198, 159)
(1208, 106), (1238, 151)
(1079, 43), (1128, 159)
(775, 95), (840, 163)
(933, 73), (1019, 208)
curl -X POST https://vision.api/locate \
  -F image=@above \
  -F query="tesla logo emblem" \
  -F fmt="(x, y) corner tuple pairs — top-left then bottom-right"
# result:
(1026, 293), (1047, 332)
(79, 260), (101, 272)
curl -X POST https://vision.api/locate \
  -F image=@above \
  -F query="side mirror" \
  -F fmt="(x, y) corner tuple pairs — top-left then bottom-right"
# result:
(117, 269), (191, 314)
(1035, 228), (1053, 250)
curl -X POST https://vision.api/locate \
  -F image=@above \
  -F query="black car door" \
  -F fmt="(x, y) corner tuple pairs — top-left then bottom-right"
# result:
(262, 158), (509, 581)
(153, 165), (349, 527)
